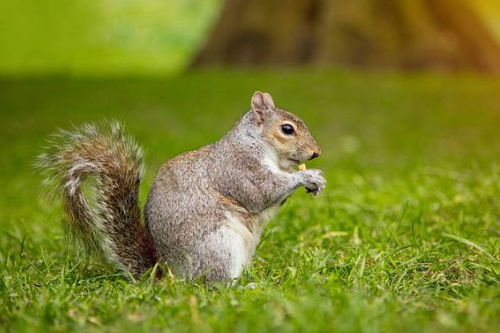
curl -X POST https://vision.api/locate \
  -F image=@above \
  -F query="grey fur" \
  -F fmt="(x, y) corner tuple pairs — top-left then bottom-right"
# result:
(146, 92), (325, 281)
(38, 92), (325, 282)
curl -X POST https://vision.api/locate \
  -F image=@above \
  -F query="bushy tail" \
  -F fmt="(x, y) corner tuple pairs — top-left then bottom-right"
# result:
(37, 122), (158, 277)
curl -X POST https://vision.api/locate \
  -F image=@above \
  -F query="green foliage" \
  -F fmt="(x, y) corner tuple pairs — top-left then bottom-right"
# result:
(0, 70), (499, 332)
(0, 0), (220, 75)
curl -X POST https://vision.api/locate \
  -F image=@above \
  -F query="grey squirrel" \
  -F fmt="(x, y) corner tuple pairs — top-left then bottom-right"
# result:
(38, 91), (326, 282)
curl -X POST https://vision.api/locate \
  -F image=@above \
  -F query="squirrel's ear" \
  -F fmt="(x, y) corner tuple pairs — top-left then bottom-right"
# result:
(251, 91), (275, 125)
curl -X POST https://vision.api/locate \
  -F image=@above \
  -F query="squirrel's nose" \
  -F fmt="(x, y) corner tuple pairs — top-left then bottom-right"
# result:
(309, 151), (320, 160)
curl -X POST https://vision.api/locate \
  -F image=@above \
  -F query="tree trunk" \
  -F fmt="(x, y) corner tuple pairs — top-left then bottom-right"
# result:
(192, 0), (500, 73)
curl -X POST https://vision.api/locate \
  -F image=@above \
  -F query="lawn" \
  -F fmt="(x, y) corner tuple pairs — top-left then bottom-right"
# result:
(0, 70), (499, 332)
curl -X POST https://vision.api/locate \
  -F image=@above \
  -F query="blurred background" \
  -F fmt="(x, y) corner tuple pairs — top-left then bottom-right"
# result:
(1, 2), (500, 331)
(1, 0), (499, 75)
(0, 0), (499, 225)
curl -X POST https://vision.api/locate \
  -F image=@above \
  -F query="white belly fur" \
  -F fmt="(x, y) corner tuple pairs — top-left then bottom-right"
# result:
(222, 205), (280, 278)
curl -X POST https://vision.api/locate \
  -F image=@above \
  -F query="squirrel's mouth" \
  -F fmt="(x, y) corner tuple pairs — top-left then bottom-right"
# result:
(288, 158), (300, 165)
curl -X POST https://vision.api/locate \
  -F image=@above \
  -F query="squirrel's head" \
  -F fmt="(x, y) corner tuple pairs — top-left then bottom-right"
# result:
(250, 91), (321, 169)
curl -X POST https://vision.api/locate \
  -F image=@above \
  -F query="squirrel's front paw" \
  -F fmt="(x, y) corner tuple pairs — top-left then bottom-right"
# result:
(299, 169), (326, 196)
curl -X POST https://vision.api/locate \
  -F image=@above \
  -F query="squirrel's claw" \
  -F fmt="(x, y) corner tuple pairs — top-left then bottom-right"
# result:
(306, 185), (324, 196)
(301, 168), (326, 197)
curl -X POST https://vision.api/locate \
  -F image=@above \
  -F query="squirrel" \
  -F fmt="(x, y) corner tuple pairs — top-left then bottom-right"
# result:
(37, 91), (326, 282)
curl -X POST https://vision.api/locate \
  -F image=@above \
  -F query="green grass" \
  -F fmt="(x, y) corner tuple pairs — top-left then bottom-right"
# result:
(0, 70), (499, 332)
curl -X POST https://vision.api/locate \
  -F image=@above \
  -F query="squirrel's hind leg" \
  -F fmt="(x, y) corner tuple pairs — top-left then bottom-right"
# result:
(190, 216), (259, 282)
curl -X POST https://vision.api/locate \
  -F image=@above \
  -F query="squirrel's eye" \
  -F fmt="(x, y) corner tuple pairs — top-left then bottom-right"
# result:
(281, 124), (295, 135)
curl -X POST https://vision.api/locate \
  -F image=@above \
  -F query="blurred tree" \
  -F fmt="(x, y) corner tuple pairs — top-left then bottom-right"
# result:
(193, 0), (500, 72)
